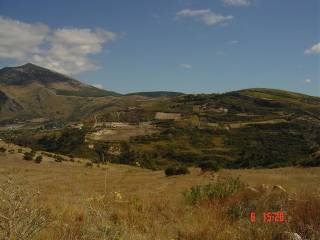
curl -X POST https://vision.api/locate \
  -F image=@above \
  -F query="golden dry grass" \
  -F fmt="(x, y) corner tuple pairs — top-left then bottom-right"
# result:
(0, 142), (319, 239)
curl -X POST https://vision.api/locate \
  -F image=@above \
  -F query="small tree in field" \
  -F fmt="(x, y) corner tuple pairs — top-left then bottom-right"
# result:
(199, 160), (221, 172)
(34, 155), (43, 164)
(165, 165), (190, 176)
(0, 147), (6, 154)
(23, 152), (33, 161)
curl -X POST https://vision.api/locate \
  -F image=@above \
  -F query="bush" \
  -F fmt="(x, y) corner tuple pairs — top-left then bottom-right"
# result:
(17, 149), (22, 153)
(23, 152), (33, 161)
(30, 150), (36, 156)
(85, 162), (93, 167)
(35, 156), (43, 164)
(183, 176), (245, 205)
(199, 160), (221, 172)
(300, 157), (320, 167)
(165, 165), (190, 176)
(0, 147), (6, 153)
(164, 166), (175, 176)
(54, 155), (63, 163)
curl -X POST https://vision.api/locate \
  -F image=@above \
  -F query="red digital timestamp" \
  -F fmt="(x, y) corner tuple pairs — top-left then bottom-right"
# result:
(250, 211), (285, 223)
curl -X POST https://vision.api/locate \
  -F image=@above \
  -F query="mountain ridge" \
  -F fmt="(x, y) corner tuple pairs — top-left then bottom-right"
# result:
(0, 63), (120, 96)
(0, 63), (319, 124)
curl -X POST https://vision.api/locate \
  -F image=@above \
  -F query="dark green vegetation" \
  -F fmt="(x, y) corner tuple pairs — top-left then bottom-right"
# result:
(35, 155), (43, 164)
(23, 152), (34, 161)
(0, 63), (319, 170)
(3, 88), (320, 170)
(165, 165), (190, 176)
(183, 176), (245, 205)
(199, 160), (221, 172)
(10, 128), (97, 160)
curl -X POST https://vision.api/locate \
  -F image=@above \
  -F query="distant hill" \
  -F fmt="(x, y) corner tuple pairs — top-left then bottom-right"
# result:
(126, 91), (184, 98)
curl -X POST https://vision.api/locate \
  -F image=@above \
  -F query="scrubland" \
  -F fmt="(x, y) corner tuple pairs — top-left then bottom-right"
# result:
(0, 144), (319, 240)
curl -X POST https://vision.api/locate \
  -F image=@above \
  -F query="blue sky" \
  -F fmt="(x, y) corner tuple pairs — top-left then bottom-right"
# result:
(0, 0), (319, 96)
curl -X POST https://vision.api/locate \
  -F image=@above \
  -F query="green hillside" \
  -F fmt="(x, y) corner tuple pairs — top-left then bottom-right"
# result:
(3, 86), (319, 170)
(1, 64), (319, 169)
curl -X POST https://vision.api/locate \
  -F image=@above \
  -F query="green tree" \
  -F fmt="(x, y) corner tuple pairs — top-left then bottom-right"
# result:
(34, 156), (42, 164)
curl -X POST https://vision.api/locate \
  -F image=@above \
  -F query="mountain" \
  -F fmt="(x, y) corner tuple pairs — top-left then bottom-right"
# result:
(0, 90), (24, 120)
(0, 63), (121, 122)
(0, 63), (120, 97)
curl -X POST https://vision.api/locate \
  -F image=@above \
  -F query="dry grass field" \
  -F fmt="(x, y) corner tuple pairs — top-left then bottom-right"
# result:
(0, 141), (319, 240)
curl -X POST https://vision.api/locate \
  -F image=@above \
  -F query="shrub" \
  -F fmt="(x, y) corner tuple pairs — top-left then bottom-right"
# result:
(0, 147), (6, 153)
(85, 162), (93, 167)
(165, 166), (175, 176)
(300, 157), (320, 167)
(54, 155), (64, 163)
(17, 149), (22, 153)
(183, 176), (245, 205)
(199, 160), (221, 172)
(165, 165), (190, 176)
(176, 165), (190, 175)
(35, 156), (43, 164)
(8, 149), (15, 154)
(23, 152), (33, 161)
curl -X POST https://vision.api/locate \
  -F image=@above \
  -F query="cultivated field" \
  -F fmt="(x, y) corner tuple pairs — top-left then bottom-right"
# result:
(0, 143), (319, 239)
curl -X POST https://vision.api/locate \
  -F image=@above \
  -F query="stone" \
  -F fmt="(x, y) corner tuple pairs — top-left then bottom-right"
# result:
(272, 185), (287, 194)
(274, 232), (302, 240)
(244, 186), (260, 198)
(258, 184), (269, 193)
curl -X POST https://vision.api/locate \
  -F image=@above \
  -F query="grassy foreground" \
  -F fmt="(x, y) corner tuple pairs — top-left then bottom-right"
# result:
(0, 143), (319, 239)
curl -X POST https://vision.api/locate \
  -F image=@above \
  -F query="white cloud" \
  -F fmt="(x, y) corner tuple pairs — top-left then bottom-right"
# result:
(228, 40), (239, 44)
(0, 16), (117, 75)
(92, 84), (104, 89)
(305, 43), (320, 54)
(32, 28), (117, 75)
(176, 9), (234, 26)
(221, 0), (250, 6)
(0, 16), (49, 60)
(304, 78), (312, 84)
(178, 64), (192, 69)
